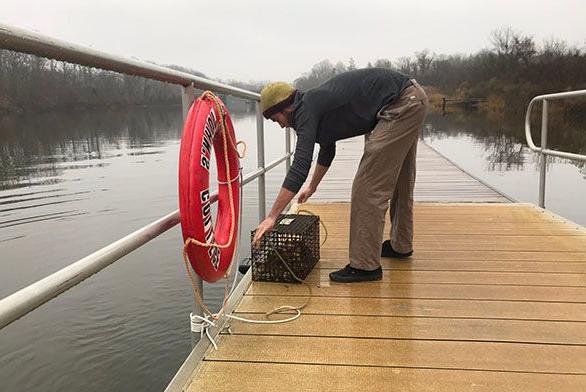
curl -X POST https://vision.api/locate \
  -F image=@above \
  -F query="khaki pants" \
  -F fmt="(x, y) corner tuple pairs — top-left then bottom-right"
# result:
(349, 81), (429, 270)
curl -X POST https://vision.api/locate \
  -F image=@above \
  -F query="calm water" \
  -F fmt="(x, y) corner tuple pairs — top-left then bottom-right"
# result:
(1, 107), (585, 391)
(422, 112), (586, 226)
(0, 106), (287, 392)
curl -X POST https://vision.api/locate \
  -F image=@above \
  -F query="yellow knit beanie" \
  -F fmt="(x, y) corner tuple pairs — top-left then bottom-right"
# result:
(260, 82), (296, 119)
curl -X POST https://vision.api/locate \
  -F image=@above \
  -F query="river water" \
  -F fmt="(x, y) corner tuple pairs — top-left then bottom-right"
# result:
(423, 111), (586, 225)
(0, 106), (287, 392)
(0, 107), (585, 391)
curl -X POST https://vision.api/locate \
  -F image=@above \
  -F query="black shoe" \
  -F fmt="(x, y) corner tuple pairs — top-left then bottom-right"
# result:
(381, 240), (413, 258)
(329, 264), (382, 283)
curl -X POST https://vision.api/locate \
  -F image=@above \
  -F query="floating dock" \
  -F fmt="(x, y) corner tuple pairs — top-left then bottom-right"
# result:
(170, 139), (586, 391)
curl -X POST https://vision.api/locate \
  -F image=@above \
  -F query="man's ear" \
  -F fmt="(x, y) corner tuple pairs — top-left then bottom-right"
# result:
(284, 106), (295, 124)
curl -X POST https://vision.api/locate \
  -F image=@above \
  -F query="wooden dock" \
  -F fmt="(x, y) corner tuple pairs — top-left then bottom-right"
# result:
(174, 138), (586, 391)
(310, 138), (511, 203)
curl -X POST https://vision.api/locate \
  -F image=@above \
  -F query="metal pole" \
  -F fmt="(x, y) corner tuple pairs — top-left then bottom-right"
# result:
(285, 127), (292, 172)
(0, 22), (259, 101)
(256, 102), (266, 221)
(181, 84), (204, 338)
(0, 155), (290, 330)
(538, 99), (549, 208)
(181, 84), (195, 119)
(525, 90), (586, 162)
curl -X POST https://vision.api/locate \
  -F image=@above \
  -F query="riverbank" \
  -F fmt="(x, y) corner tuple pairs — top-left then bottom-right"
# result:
(425, 84), (586, 121)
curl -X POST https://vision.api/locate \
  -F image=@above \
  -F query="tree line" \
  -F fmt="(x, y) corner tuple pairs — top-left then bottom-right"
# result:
(294, 28), (586, 115)
(0, 50), (192, 113)
(1, 28), (584, 116)
(0, 49), (267, 114)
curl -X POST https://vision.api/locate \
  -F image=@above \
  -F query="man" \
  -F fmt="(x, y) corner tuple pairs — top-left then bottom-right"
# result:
(252, 67), (429, 283)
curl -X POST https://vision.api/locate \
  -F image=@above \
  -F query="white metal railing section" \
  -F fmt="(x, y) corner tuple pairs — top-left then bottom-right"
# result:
(0, 22), (292, 329)
(525, 89), (586, 208)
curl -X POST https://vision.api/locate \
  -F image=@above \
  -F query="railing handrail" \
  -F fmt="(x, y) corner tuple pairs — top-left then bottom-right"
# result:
(524, 89), (586, 162)
(0, 23), (292, 329)
(0, 151), (291, 329)
(524, 89), (586, 207)
(0, 22), (260, 101)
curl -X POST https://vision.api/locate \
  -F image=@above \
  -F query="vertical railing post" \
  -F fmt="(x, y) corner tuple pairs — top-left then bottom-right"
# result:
(285, 127), (292, 172)
(538, 99), (548, 208)
(182, 84), (195, 120)
(256, 102), (266, 221)
(181, 84), (204, 344)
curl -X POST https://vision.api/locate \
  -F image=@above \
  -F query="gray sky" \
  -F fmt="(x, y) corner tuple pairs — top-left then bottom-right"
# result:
(1, 0), (585, 82)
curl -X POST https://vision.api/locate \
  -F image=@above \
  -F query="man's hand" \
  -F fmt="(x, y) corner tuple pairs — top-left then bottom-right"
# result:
(252, 216), (277, 248)
(297, 186), (315, 204)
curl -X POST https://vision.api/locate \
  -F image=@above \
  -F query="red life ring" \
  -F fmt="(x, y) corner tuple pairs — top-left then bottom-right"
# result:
(179, 93), (241, 283)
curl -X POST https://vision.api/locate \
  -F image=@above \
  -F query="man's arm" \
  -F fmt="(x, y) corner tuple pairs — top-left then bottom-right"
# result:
(253, 106), (322, 246)
(252, 162), (331, 246)
(298, 163), (329, 203)
(252, 187), (295, 246)
(268, 187), (296, 220)
(297, 143), (335, 202)
(253, 142), (335, 246)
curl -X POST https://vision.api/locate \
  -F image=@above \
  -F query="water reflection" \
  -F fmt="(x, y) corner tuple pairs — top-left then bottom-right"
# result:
(0, 106), (285, 392)
(0, 107), (184, 190)
(424, 111), (586, 225)
(424, 111), (586, 174)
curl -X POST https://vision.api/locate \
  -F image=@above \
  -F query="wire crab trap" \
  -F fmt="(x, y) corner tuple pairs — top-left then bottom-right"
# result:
(251, 214), (320, 283)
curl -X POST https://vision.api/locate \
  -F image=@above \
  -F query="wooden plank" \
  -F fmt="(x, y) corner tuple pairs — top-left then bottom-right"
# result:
(321, 227), (584, 235)
(303, 269), (586, 287)
(246, 282), (586, 303)
(305, 205), (582, 234)
(315, 214), (560, 223)
(189, 362), (586, 392)
(236, 295), (586, 322)
(308, 140), (510, 203)
(227, 314), (586, 345)
(303, 202), (548, 215)
(317, 259), (586, 274)
(320, 237), (586, 252)
(320, 248), (586, 261)
(316, 212), (570, 223)
(320, 239), (586, 252)
(206, 335), (586, 374)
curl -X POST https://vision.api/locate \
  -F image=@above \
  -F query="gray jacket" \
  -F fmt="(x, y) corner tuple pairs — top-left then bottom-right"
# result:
(283, 67), (411, 193)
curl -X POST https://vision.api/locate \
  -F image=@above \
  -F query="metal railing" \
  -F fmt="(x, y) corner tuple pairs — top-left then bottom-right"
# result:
(0, 22), (292, 329)
(525, 89), (586, 208)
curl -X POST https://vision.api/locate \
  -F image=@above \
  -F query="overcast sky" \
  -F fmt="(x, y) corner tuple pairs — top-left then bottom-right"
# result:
(1, 0), (585, 82)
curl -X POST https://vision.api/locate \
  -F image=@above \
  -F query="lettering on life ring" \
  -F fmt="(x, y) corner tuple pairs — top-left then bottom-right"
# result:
(200, 109), (216, 171)
(200, 189), (220, 270)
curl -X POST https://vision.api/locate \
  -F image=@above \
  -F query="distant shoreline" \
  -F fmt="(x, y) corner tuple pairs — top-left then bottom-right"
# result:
(0, 102), (181, 115)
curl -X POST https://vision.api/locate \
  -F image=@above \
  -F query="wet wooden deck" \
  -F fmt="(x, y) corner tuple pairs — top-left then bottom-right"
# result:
(175, 139), (586, 391)
(310, 138), (511, 203)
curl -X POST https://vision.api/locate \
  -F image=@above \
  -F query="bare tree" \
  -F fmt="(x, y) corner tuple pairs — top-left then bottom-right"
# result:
(395, 57), (416, 75)
(491, 27), (536, 65)
(373, 58), (393, 69)
(348, 57), (357, 71)
(542, 38), (569, 57)
(415, 50), (434, 76)
(294, 59), (348, 90)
